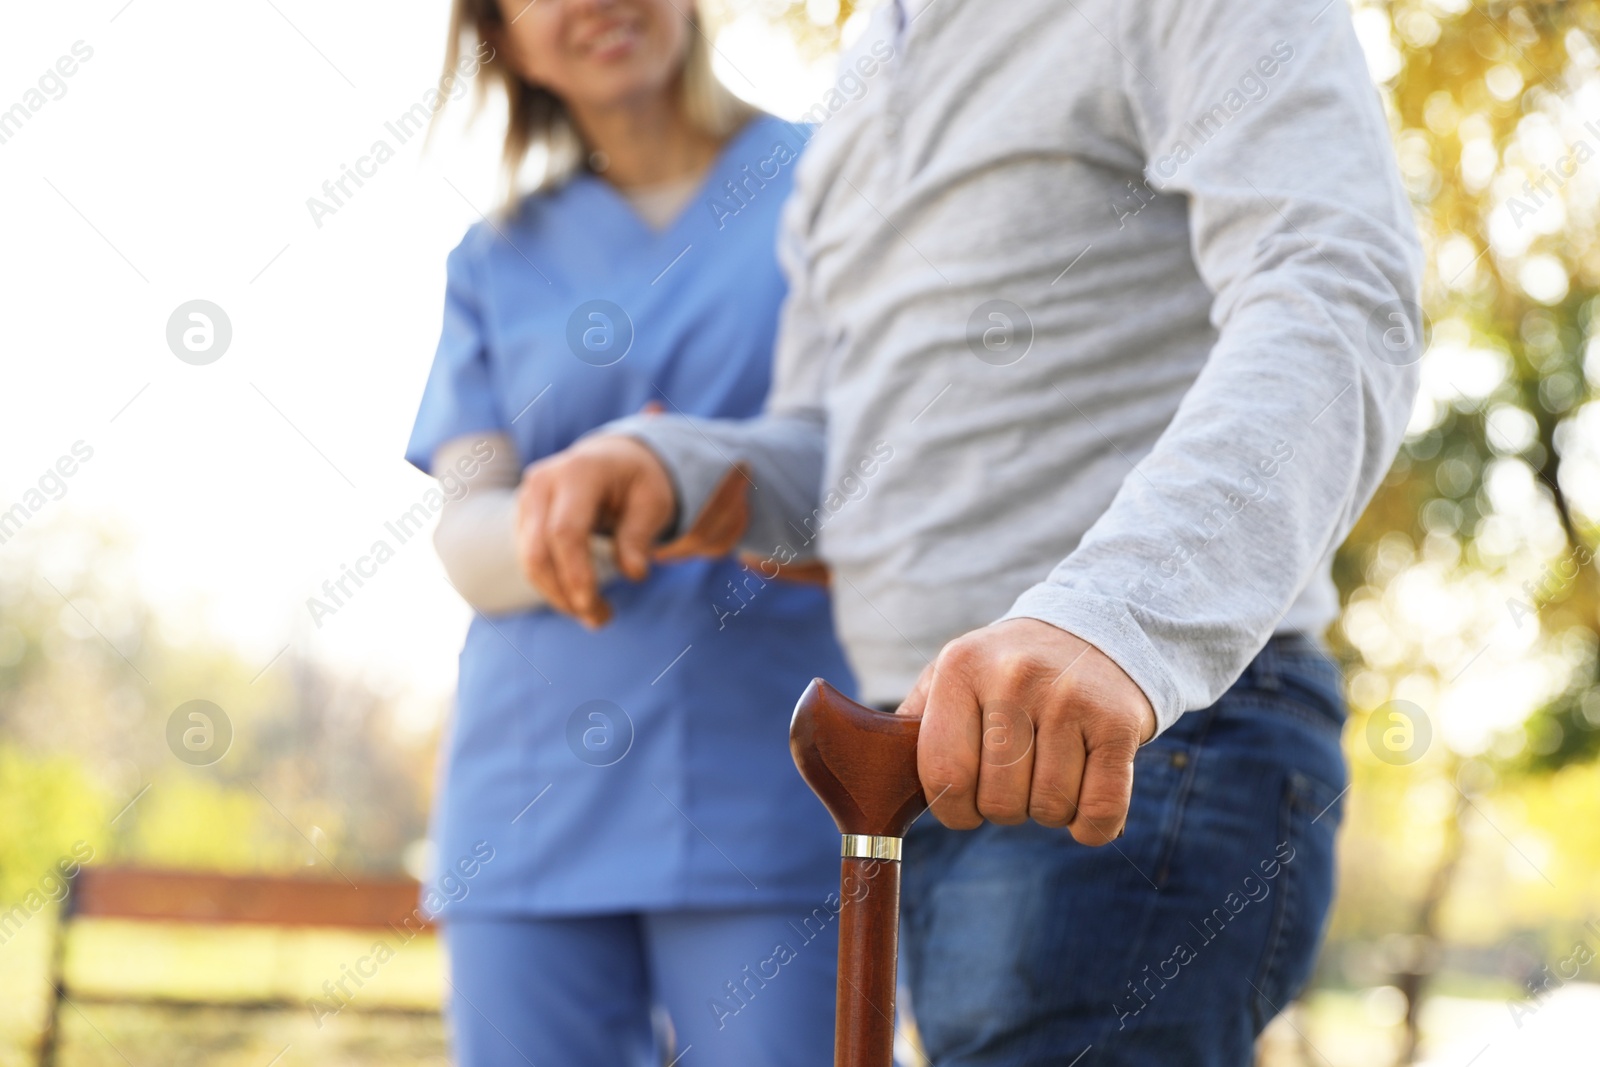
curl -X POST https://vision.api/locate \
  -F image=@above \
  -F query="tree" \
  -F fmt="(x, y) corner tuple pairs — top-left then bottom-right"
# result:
(1330, 3), (1600, 1062)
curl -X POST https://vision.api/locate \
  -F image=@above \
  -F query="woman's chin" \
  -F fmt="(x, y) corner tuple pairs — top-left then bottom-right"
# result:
(572, 72), (678, 114)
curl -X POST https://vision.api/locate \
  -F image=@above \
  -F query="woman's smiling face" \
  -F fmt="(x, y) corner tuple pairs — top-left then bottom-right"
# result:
(494, 0), (694, 114)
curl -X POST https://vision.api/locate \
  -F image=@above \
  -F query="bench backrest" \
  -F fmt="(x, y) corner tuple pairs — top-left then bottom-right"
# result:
(68, 867), (432, 931)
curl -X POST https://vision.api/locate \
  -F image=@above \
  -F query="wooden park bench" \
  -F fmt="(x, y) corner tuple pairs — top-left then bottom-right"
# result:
(39, 866), (434, 1067)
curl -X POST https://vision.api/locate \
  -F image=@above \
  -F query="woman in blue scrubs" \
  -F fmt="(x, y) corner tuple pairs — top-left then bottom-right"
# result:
(406, 3), (848, 1065)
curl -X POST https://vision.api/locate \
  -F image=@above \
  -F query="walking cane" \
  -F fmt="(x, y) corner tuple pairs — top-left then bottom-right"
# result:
(790, 679), (927, 1067)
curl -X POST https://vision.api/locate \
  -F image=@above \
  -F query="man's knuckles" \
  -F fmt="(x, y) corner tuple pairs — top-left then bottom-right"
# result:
(1078, 705), (1145, 754)
(920, 751), (976, 795)
(976, 790), (1030, 825)
(1027, 793), (1076, 828)
(932, 635), (982, 681)
(1066, 780), (1131, 840)
(992, 646), (1047, 691)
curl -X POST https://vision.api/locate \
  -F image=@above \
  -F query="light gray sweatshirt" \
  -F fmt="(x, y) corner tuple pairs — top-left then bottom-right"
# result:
(608, 0), (1423, 733)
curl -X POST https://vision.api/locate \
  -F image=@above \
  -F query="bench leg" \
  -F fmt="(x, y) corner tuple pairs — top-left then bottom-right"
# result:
(38, 900), (69, 1067)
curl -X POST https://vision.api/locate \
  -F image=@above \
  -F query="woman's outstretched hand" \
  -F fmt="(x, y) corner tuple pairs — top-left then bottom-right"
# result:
(514, 434), (751, 627)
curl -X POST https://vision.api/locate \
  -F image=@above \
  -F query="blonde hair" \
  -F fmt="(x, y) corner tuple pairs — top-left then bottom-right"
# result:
(438, 0), (754, 202)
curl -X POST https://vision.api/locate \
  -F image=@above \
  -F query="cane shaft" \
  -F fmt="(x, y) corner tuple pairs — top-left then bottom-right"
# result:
(836, 855), (901, 1067)
(789, 679), (925, 1067)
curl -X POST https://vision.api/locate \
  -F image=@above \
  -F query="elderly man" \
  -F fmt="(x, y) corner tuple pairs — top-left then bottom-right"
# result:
(512, 0), (1421, 1061)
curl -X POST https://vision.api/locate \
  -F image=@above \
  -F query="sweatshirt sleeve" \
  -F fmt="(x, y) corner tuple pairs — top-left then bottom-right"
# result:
(1001, 0), (1424, 733)
(603, 190), (834, 561)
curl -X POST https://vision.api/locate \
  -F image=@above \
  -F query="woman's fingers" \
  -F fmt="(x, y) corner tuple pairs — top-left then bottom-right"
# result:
(516, 475), (577, 616)
(544, 476), (609, 626)
(516, 436), (679, 623)
(613, 469), (676, 580)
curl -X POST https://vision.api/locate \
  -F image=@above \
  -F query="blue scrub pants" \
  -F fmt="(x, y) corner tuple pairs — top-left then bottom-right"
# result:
(444, 906), (838, 1067)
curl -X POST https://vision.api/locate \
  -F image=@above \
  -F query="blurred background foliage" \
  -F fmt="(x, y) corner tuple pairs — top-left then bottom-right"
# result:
(0, 527), (435, 942)
(1327, 0), (1600, 1062)
(0, 524), (439, 1065)
(5, 1), (1600, 1065)
(0, 522), (433, 904)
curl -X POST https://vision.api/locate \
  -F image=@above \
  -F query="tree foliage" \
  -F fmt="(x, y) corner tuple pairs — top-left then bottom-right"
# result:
(1338, 0), (1600, 771)
(0, 521), (433, 898)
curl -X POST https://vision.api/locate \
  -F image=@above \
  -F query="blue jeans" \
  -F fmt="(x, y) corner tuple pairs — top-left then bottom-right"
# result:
(900, 635), (1348, 1066)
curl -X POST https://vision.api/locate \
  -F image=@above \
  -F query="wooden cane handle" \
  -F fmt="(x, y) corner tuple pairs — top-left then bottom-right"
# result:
(790, 679), (925, 838)
(791, 679), (926, 1067)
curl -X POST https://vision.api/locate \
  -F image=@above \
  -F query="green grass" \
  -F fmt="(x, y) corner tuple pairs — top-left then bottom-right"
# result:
(0, 915), (448, 1067)
(39, 1005), (447, 1067)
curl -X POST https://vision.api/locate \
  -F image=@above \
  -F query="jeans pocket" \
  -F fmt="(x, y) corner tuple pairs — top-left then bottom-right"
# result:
(1249, 768), (1344, 1029)
(911, 867), (1052, 1049)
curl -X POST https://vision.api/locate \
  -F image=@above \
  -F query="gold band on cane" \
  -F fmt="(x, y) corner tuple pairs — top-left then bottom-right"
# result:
(841, 834), (902, 862)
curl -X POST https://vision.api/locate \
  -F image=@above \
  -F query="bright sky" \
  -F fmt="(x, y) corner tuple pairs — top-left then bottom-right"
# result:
(0, 1), (856, 722)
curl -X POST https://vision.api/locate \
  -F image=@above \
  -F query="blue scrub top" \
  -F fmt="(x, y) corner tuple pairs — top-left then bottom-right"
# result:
(406, 116), (850, 918)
